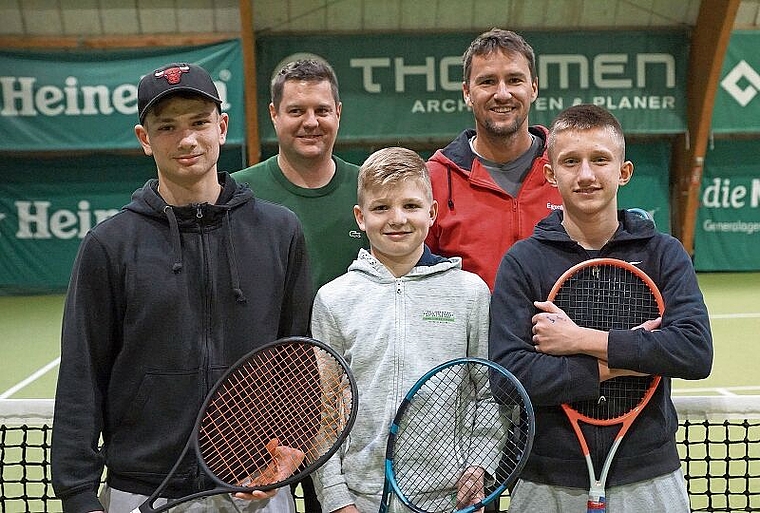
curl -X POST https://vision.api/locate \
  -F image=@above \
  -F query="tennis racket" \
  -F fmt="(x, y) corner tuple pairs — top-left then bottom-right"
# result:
(548, 258), (664, 513)
(379, 358), (535, 513)
(132, 336), (358, 513)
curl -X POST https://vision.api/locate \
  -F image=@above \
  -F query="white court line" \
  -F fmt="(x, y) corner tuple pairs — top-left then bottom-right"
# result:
(0, 357), (60, 399)
(673, 385), (760, 395)
(710, 312), (760, 319)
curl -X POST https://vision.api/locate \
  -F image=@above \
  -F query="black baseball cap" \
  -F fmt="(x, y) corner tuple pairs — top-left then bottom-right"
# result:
(137, 62), (222, 124)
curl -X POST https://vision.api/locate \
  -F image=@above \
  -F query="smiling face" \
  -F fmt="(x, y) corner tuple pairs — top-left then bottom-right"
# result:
(544, 126), (632, 221)
(463, 49), (538, 140)
(354, 178), (437, 277)
(135, 95), (228, 190)
(269, 79), (341, 164)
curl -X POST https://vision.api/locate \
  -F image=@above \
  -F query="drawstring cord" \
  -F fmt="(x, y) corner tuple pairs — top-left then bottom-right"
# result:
(223, 211), (247, 303)
(163, 202), (246, 303)
(163, 205), (183, 273)
(447, 166), (455, 210)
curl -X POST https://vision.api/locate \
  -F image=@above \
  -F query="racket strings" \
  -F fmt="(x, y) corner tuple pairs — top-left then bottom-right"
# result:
(552, 263), (662, 420)
(572, 376), (654, 419)
(392, 363), (532, 512)
(197, 342), (354, 488)
(553, 265), (660, 332)
(200, 350), (316, 480)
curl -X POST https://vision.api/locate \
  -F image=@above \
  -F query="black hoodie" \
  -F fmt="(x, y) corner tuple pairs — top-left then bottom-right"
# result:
(52, 173), (312, 513)
(489, 209), (713, 489)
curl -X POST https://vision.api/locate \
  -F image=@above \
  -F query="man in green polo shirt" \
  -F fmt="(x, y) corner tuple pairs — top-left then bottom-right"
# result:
(233, 58), (366, 513)
(233, 59), (366, 294)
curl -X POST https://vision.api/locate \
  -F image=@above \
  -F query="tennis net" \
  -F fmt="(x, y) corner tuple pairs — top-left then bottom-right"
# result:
(1, 396), (759, 512)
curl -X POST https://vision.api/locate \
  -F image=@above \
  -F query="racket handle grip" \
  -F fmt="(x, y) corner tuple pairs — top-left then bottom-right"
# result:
(587, 498), (606, 511)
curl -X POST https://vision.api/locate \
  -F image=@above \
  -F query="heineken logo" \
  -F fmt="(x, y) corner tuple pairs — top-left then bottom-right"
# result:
(720, 60), (760, 107)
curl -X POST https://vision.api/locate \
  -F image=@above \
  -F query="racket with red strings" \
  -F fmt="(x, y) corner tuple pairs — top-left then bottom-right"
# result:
(548, 258), (664, 513)
(131, 336), (358, 513)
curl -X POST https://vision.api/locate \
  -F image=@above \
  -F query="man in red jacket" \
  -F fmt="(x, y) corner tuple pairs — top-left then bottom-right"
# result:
(426, 28), (563, 291)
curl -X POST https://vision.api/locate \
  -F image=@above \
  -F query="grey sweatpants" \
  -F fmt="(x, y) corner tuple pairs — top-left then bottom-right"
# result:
(507, 468), (690, 512)
(99, 484), (295, 513)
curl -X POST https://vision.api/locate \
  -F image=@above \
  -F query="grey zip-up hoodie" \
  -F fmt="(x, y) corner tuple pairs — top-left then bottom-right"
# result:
(311, 248), (491, 512)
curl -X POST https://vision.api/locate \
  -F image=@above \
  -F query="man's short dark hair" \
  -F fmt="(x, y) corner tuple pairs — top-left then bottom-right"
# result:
(462, 28), (537, 84)
(271, 59), (340, 111)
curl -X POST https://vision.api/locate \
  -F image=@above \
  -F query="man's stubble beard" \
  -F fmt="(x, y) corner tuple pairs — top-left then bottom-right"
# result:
(481, 111), (526, 139)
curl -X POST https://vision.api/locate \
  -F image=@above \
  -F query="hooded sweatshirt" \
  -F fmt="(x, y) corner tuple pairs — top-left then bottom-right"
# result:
(310, 248), (491, 513)
(52, 173), (312, 513)
(425, 127), (563, 291)
(489, 209), (713, 489)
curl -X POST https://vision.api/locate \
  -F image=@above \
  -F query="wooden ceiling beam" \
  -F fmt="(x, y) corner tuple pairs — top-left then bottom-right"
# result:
(239, 0), (260, 166)
(0, 33), (238, 50)
(672, 0), (741, 255)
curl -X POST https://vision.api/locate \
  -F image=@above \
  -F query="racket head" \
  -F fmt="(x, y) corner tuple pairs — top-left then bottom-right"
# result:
(549, 258), (664, 424)
(384, 358), (535, 513)
(193, 336), (358, 492)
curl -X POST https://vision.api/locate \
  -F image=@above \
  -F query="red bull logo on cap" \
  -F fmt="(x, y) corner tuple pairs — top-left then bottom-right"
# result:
(154, 65), (191, 85)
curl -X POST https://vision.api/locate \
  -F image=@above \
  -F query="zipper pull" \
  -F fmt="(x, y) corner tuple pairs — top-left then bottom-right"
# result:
(195, 204), (203, 219)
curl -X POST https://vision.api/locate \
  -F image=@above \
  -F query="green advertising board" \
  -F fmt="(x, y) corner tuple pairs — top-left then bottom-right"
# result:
(695, 139), (760, 271)
(0, 147), (246, 294)
(712, 31), (760, 133)
(256, 30), (689, 147)
(618, 140), (672, 233)
(5, 29), (749, 294)
(0, 139), (669, 294)
(0, 40), (244, 151)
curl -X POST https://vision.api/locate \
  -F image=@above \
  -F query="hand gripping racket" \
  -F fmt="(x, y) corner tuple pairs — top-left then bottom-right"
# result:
(548, 258), (664, 513)
(132, 336), (358, 513)
(379, 358), (535, 513)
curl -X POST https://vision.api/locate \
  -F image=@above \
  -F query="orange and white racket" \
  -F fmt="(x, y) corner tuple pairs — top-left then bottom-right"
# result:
(548, 258), (664, 512)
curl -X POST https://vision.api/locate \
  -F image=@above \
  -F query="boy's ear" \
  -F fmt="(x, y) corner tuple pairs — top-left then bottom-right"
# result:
(429, 199), (439, 225)
(218, 112), (229, 145)
(134, 124), (153, 157)
(619, 160), (634, 186)
(543, 163), (557, 186)
(353, 205), (366, 232)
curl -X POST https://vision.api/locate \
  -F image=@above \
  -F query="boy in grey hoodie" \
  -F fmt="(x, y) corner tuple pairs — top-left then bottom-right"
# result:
(310, 147), (492, 513)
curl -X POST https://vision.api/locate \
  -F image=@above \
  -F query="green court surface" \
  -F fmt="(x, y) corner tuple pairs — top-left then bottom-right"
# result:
(0, 294), (64, 399)
(2, 272), (759, 399)
(673, 272), (760, 395)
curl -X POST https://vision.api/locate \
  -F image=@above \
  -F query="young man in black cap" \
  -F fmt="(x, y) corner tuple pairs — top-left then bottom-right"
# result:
(51, 62), (312, 513)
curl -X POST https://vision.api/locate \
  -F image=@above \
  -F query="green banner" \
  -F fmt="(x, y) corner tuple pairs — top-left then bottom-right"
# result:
(694, 139), (760, 271)
(0, 139), (668, 294)
(618, 141), (672, 233)
(0, 148), (246, 294)
(0, 40), (244, 151)
(712, 31), (760, 133)
(256, 30), (688, 147)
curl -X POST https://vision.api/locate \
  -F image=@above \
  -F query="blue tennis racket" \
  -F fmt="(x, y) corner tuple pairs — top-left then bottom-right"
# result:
(379, 358), (535, 513)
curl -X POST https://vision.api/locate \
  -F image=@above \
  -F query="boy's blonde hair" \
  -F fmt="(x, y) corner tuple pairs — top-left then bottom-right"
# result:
(357, 147), (432, 205)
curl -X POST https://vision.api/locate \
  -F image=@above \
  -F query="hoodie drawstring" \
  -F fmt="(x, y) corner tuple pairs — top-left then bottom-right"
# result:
(163, 205), (183, 273)
(163, 203), (247, 303)
(223, 211), (247, 304)
(446, 167), (455, 210)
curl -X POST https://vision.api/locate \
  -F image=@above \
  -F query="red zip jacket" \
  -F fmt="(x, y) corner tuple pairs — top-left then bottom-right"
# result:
(425, 127), (563, 291)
